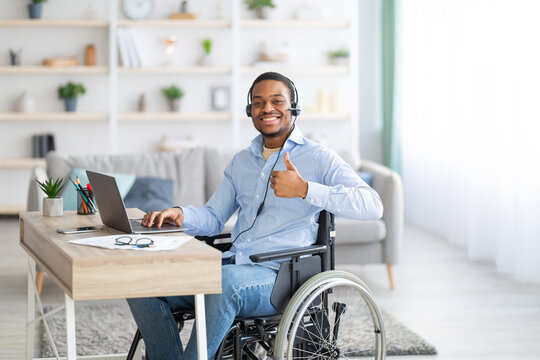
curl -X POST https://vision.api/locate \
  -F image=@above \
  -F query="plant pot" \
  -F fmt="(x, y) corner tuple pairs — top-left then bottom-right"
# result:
(43, 197), (63, 217)
(330, 57), (349, 66)
(168, 98), (181, 112)
(28, 3), (43, 19)
(254, 7), (270, 19)
(198, 54), (212, 66)
(64, 97), (77, 112)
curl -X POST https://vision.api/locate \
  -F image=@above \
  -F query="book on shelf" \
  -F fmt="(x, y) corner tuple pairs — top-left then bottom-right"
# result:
(32, 134), (55, 158)
(117, 27), (142, 68)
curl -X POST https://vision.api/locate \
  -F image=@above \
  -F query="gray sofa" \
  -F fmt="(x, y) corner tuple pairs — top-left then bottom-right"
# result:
(28, 147), (403, 289)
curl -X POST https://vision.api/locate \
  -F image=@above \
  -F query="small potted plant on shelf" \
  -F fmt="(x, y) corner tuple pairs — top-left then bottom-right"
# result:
(245, 0), (275, 19)
(28, 0), (47, 19)
(199, 38), (213, 66)
(36, 177), (65, 217)
(58, 81), (86, 112)
(327, 48), (350, 66)
(162, 84), (185, 112)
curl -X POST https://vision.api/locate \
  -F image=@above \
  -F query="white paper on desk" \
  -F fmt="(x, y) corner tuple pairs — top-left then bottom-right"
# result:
(68, 234), (192, 251)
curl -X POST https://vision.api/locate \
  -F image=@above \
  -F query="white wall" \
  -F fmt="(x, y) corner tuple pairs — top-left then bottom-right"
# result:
(0, 0), (383, 209)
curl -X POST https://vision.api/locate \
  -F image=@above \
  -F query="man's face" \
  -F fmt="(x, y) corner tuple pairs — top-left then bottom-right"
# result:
(250, 79), (293, 142)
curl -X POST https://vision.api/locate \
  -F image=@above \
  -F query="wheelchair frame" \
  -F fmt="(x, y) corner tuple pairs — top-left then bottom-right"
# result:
(126, 211), (386, 360)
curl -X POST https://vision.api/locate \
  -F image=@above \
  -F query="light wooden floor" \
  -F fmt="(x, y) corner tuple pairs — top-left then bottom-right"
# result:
(1, 215), (539, 360)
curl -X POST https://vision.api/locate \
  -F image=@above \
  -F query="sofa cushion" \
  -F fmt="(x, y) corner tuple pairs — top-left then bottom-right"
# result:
(334, 218), (387, 244)
(124, 177), (174, 213)
(356, 171), (374, 187)
(46, 148), (207, 207)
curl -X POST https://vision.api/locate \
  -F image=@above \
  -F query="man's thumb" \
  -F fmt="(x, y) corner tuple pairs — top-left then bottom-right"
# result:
(284, 152), (296, 171)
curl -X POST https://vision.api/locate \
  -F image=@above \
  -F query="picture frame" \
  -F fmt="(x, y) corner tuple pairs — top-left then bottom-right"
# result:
(211, 86), (230, 111)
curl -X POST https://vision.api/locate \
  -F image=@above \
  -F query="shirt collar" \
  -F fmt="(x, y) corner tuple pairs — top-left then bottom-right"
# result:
(250, 126), (305, 157)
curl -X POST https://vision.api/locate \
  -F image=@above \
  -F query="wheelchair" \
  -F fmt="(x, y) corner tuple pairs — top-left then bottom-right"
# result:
(127, 211), (386, 360)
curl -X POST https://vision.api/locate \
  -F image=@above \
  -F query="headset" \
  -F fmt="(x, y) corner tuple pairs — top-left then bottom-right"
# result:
(231, 76), (301, 247)
(245, 76), (301, 117)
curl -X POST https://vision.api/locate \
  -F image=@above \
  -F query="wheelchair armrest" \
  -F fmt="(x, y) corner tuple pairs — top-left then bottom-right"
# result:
(249, 245), (327, 263)
(195, 233), (232, 252)
(195, 233), (231, 243)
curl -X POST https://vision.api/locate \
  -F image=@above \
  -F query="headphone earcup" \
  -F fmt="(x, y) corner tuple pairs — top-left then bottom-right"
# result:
(246, 104), (252, 117)
(290, 103), (301, 117)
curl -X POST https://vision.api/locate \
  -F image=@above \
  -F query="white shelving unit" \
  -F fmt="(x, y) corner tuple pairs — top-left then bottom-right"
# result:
(0, 0), (359, 214)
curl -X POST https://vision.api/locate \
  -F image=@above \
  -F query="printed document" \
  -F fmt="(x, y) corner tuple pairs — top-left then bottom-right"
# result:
(69, 234), (192, 251)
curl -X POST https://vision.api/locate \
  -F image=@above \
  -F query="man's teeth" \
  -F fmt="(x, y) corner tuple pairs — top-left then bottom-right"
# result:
(263, 117), (278, 121)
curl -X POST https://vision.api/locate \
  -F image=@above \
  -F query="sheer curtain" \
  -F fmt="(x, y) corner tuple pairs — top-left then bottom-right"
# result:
(396, 0), (540, 283)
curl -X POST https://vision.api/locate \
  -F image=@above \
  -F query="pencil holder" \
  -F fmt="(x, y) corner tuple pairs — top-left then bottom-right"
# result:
(77, 188), (97, 215)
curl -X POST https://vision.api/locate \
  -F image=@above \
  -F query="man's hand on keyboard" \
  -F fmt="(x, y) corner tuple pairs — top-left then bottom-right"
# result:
(141, 207), (184, 228)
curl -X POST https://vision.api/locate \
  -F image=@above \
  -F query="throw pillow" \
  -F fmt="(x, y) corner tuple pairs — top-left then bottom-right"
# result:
(356, 171), (374, 187)
(62, 168), (136, 210)
(123, 177), (174, 213)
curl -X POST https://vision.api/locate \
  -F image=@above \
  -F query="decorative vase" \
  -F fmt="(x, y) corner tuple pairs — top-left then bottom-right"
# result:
(43, 197), (63, 217)
(64, 97), (77, 112)
(28, 3), (43, 19)
(168, 98), (181, 112)
(9, 49), (22, 66)
(17, 91), (34, 113)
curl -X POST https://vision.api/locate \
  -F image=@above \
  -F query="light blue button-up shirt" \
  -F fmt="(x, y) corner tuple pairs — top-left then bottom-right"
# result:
(181, 127), (383, 269)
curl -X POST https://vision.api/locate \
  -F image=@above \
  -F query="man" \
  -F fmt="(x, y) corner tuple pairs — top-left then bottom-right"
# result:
(127, 72), (383, 360)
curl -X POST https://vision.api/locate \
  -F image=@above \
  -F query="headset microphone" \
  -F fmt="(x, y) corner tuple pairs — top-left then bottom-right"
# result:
(288, 107), (301, 116)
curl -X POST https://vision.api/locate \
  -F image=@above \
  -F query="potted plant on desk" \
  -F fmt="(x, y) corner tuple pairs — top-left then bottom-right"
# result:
(37, 178), (65, 217)
(162, 84), (184, 112)
(58, 81), (86, 112)
(28, 0), (47, 19)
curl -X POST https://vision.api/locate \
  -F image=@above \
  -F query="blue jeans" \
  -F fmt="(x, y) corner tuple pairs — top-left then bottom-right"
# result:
(127, 264), (279, 360)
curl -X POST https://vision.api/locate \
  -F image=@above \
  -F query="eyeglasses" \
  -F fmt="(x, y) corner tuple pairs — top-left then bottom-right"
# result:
(115, 236), (154, 248)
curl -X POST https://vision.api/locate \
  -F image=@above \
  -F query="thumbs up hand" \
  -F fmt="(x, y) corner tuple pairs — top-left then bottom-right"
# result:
(270, 152), (308, 198)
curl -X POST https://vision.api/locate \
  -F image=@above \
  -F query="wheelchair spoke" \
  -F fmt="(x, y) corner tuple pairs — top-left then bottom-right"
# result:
(274, 272), (385, 360)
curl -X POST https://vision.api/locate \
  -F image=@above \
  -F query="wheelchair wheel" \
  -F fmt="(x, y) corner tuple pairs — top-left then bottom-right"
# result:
(273, 270), (385, 360)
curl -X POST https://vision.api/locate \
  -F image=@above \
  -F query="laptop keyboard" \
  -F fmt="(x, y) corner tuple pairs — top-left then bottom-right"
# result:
(129, 219), (180, 232)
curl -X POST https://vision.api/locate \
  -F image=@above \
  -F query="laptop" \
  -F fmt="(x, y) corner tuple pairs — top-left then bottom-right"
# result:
(86, 170), (185, 234)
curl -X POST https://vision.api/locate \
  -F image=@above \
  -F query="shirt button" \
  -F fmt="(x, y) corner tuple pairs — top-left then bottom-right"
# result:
(256, 195), (259, 199)
(247, 238), (251, 242)
(238, 252), (242, 256)
(260, 172), (264, 177)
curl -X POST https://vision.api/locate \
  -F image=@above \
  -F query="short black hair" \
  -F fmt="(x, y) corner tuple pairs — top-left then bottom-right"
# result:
(249, 72), (296, 104)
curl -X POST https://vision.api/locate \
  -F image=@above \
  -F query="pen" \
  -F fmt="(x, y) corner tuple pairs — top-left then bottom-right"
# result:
(76, 178), (98, 211)
(70, 177), (90, 213)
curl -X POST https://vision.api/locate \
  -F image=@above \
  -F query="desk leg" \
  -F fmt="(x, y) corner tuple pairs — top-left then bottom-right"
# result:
(26, 257), (36, 360)
(65, 294), (77, 360)
(194, 294), (208, 360)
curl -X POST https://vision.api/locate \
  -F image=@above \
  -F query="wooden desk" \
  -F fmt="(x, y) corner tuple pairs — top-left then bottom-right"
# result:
(20, 209), (222, 360)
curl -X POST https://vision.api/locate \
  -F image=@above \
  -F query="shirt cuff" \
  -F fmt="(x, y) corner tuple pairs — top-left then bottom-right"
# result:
(175, 205), (195, 231)
(304, 181), (329, 208)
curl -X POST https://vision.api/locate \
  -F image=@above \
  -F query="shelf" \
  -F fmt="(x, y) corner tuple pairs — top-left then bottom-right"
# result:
(0, 112), (108, 121)
(0, 158), (45, 169)
(241, 19), (349, 28)
(118, 66), (231, 75)
(241, 65), (349, 75)
(118, 111), (230, 122)
(0, 205), (25, 215)
(0, 66), (108, 74)
(0, 19), (108, 27)
(117, 19), (231, 27)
